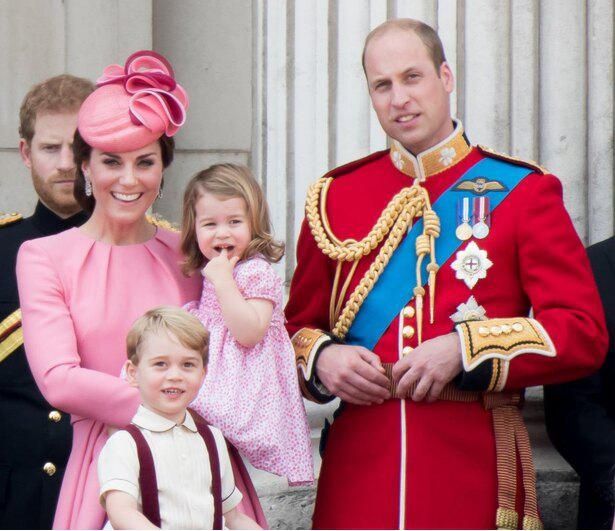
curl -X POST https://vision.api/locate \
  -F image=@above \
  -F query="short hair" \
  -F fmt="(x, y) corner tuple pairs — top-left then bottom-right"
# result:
(181, 163), (285, 275)
(126, 306), (209, 366)
(19, 74), (94, 145)
(362, 18), (447, 75)
(72, 130), (175, 214)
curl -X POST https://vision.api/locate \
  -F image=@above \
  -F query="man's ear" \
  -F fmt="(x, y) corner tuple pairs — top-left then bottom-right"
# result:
(125, 360), (139, 388)
(440, 61), (455, 93)
(19, 139), (32, 169)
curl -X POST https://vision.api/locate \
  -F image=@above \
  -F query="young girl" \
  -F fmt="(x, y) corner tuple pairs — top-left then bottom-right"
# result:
(180, 163), (314, 486)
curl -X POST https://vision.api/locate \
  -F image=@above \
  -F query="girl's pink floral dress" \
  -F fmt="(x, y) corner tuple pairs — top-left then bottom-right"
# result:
(186, 256), (314, 486)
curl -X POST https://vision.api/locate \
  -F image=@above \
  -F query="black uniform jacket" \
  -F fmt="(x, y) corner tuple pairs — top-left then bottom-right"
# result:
(544, 236), (615, 530)
(0, 202), (87, 529)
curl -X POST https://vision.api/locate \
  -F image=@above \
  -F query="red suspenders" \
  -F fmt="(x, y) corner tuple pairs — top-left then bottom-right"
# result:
(124, 416), (223, 529)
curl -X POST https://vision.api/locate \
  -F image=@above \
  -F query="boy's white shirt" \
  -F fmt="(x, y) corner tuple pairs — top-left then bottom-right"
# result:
(98, 405), (242, 529)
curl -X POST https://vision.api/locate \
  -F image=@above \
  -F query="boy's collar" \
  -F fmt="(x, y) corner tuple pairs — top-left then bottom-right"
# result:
(132, 404), (198, 433)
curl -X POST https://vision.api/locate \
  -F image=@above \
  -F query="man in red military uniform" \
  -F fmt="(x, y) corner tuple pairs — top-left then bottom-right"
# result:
(285, 18), (607, 530)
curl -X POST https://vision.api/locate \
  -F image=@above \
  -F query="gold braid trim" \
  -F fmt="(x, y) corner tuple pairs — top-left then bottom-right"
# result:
(306, 177), (439, 341)
(307, 177), (425, 261)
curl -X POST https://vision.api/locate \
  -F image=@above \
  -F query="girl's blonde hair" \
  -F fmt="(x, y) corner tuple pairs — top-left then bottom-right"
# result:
(181, 163), (284, 275)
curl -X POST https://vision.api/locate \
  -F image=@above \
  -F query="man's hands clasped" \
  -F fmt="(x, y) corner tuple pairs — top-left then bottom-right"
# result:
(315, 332), (463, 405)
(315, 344), (390, 405)
(392, 332), (463, 402)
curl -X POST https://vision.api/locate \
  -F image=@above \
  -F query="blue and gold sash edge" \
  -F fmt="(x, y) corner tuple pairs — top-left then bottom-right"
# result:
(346, 158), (532, 350)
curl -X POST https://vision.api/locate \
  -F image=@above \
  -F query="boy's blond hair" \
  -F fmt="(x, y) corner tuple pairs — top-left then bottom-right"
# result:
(126, 306), (209, 366)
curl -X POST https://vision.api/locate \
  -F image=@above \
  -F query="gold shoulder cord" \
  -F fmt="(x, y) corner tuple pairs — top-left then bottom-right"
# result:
(306, 177), (440, 343)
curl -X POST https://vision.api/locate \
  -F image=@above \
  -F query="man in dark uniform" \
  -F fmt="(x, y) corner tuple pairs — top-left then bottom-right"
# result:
(545, 236), (615, 529)
(0, 74), (93, 529)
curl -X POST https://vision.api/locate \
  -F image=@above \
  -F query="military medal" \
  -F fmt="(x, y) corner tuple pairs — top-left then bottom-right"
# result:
(455, 197), (473, 241)
(472, 197), (490, 239)
(451, 241), (493, 289)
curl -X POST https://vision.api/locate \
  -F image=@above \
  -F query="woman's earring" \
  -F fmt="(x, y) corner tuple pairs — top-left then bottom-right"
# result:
(157, 188), (163, 200)
(84, 174), (92, 197)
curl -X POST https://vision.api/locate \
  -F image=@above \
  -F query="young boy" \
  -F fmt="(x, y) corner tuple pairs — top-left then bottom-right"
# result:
(97, 306), (261, 530)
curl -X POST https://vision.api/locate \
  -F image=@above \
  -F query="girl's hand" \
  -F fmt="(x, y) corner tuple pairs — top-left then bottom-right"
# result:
(202, 249), (240, 286)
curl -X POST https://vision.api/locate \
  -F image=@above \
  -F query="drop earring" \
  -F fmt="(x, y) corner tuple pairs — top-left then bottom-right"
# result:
(84, 174), (92, 197)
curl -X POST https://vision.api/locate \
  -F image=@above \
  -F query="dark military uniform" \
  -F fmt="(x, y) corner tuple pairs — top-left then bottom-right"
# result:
(545, 236), (615, 530)
(0, 202), (87, 529)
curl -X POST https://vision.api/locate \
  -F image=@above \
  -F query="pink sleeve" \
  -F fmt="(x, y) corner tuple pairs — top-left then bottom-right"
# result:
(16, 240), (141, 427)
(237, 259), (282, 306)
(183, 300), (200, 312)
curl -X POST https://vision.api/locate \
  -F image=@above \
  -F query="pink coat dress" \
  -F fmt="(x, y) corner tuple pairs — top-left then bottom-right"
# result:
(187, 256), (314, 486)
(16, 228), (202, 529)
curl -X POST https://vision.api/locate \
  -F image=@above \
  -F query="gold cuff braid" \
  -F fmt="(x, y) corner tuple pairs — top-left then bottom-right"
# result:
(457, 317), (556, 374)
(292, 328), (330, 380)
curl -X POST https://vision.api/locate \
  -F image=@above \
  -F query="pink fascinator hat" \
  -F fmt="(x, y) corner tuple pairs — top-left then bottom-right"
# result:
(78, 50), (188, 152)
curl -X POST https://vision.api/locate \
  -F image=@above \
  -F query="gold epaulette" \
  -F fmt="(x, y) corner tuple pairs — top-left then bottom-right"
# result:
(146, 213), (179, 232)
(477, 145), (548, 175)
(0, 309), (23, 363)
(0, 212), (23, 228)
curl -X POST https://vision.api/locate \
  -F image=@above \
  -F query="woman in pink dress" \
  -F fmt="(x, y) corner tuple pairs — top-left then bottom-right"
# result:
(16, 51), (266, 530)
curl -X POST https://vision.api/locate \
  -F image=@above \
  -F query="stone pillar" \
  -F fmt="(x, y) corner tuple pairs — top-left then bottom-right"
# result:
(0, 0), (152, 216)
(152, 0), (253, 225)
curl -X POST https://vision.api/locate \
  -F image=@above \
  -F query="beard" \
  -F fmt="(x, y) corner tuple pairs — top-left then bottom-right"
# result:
(31, 168), (82, 218)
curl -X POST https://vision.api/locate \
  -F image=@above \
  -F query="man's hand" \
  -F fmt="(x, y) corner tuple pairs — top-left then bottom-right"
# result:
(315, 344), (390, 405)
(202, 249), (239, 286)
(392, 332), (463, 402)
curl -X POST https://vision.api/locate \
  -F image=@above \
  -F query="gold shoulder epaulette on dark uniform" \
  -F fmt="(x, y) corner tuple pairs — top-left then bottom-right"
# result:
(477, 145), (548, 175)
(0, 211), (23, 227)
(0, 309), (23, 363)
(146, 213), (179, 232)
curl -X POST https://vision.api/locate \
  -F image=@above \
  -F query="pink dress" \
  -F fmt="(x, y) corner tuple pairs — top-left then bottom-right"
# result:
(16, 228), (268, 529)
(187, 256), (314, 486)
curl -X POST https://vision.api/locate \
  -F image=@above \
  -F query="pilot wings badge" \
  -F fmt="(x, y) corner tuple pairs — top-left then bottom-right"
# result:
(453, 177), (508, 195)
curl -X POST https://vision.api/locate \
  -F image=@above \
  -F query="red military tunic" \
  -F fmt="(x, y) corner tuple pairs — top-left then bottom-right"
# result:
(285, 122), (607, 529)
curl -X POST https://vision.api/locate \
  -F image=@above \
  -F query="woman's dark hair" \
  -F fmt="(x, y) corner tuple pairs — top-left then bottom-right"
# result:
(72, 130), (176, 213)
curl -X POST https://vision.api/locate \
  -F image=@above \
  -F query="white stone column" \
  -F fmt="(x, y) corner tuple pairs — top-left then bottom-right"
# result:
(291, 0), (330, 270)
(539, 0), (588, 238)
(510, 0), (539, 160)
(587, 0), (614, 244)
(464, 0), (511, 150)
(0, 0), (66, 214)
(152, 0), (252, 226)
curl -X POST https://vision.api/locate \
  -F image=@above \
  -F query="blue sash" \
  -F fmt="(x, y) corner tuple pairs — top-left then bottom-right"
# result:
(345, 157), (532, 350)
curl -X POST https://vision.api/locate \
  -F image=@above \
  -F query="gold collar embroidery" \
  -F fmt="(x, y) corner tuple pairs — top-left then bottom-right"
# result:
(390, 120), (472, 182)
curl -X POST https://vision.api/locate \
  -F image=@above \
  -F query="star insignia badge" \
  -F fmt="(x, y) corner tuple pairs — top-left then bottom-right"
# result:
(451, 241), (493, 289)
(449, 295), (488, 323)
